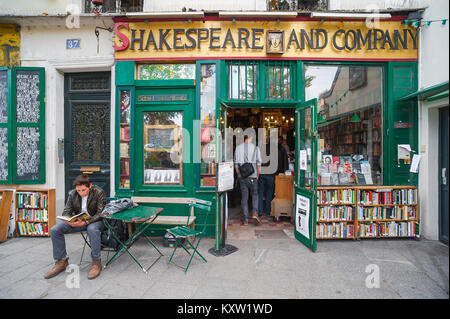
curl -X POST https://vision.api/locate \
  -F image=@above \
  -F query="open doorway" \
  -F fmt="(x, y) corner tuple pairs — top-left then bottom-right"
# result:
(225, 107), (296, 240)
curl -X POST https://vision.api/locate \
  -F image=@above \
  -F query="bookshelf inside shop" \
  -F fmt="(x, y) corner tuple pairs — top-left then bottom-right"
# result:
(317, 186), (418, 240)
(119, 90), (131, 189)
(15, 188), (55, 237)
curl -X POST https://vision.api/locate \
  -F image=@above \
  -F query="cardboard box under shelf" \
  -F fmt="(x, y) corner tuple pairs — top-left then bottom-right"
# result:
(271, 198), (293, 218)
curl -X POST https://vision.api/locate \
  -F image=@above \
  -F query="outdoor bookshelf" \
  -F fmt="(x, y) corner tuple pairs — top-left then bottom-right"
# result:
(0, 190), (14, 242)
(15, 188), (55, 237)
(317, 186), (419, 240)
(317, 187), (357, 239)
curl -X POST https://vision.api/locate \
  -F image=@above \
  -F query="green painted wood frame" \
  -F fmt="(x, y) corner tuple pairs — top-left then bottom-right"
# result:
(115, 85), (135, 195)
(0, 67), (12, 184)
(0, 67), (45, 184)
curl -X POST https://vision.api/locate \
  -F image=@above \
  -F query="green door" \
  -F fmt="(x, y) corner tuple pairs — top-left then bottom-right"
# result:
(294, 99), (318, 252)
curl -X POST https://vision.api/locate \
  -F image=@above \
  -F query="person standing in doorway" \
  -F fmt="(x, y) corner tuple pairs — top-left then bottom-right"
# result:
(44, 174), (106, 280)
(234, 135), (262, 225)
(257, 136), (277, 218)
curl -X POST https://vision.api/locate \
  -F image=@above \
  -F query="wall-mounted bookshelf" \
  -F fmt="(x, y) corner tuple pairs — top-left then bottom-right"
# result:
(15, 188), (55, 237)
(317, 186), (418, 240)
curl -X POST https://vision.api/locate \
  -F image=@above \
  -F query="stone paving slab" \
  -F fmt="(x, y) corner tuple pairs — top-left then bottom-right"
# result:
(0, 233), (448, 299)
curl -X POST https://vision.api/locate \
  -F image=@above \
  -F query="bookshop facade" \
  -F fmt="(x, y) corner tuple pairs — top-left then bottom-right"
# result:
(112, 16), (419, 251)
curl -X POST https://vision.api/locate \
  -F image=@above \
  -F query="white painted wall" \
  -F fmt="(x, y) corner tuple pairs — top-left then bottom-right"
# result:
(329, 0), (424, 10)
(417, 0), (449, 240)
(0, 0), (81, 15)
(143, 0), (266, 12)
(18, 17), (115, 215)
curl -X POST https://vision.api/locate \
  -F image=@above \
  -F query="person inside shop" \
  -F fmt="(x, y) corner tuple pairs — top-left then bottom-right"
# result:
(257, 135), (289, 218)
(323, 142), (332, 155)
(44, 174), (106, 280)
(234, 135), (262, 226)
(257, 135), (277, 218)
(278, 135), (290, 175)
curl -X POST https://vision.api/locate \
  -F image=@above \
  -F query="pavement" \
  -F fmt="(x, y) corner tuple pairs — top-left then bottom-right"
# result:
(0, 227), (448, 300)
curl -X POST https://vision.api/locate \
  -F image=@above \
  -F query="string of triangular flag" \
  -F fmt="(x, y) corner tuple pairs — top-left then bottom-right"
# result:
(404, 18), (448, 27)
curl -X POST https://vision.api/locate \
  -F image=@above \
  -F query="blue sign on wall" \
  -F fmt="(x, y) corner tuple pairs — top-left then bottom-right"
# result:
(66, 39), (81, 49)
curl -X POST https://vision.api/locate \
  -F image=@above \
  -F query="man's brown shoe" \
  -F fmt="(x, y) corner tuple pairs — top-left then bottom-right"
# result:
(88, 259), (102, 280)
(44, 258), (69, 279)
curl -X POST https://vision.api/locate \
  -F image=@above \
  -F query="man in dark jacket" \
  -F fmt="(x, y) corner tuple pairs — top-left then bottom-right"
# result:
(44, 174), (106, 280)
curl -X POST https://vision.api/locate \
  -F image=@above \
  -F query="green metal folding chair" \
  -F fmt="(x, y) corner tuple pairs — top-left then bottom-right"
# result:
(166, 199), (212, 273)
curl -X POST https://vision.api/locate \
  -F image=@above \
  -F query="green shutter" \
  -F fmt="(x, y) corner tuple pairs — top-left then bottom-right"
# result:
(385, 62), (418, 186)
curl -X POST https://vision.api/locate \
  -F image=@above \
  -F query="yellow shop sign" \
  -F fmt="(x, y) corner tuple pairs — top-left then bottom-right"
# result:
(114, 20), (418, 61)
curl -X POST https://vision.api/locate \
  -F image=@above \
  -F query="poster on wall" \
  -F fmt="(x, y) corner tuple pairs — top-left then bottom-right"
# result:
(295, 194), (310, 239)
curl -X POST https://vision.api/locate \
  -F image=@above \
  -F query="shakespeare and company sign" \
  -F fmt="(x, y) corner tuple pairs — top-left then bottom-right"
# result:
(114, 20), (418, 61)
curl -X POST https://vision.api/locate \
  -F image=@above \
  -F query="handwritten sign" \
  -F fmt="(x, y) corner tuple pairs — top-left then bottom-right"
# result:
(16, 127), (40, 181)
(16, 70), (40, 123)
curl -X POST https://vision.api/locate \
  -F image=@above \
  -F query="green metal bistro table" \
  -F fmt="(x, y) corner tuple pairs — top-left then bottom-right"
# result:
(101, 206), (164, 274)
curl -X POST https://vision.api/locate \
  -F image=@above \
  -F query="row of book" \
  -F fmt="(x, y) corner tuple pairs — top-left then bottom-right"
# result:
(17, 192), (48, 209)
(358, 221), (415, 237)
(17, 208), (48, 222)
(317, 206), (354, 221)
(316, 222), (354, 238)
(16, 221), (49, 236)
(119, 159), (130, 176)
(317, 189), (355, 204)
(119, 126), (130, 140)
(358, 189), (418, 205)
(357, 206), (416, 221)
(119, 143), (129, 157)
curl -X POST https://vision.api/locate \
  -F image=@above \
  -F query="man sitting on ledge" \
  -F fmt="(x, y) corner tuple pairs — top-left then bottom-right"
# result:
(44, 174), (106, 280)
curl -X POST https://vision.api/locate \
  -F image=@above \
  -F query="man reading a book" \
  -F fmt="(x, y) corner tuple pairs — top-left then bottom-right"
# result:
(44, 174), (106, 280)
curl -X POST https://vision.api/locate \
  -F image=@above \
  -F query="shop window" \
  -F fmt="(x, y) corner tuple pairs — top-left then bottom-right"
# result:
(137, 64), (195, 80)
(200, 64), (217, 187)
(305, 64), (383, 186)
(265, 62), (293, 100)
(227, 61), (258, 100)
(143, 111), (183, 185)
(0, 67), (46, 184)
(119, 89), (131, 189)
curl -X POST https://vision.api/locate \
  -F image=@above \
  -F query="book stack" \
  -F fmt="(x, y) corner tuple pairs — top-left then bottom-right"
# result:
(16, 221), (48, 236)
(17, 208), (48, 222)
(17, 192), (48, 209)
(357, 205), (416, 220)
(317, 206), (353, 221)
(359, 221), (415, 238)
(317, 222), (354, 238)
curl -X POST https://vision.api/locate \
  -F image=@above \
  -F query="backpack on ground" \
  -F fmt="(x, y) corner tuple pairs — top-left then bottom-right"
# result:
(101, 219), (128, 250)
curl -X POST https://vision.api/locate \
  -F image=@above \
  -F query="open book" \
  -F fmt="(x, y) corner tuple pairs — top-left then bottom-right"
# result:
(56, 212), (90, 222)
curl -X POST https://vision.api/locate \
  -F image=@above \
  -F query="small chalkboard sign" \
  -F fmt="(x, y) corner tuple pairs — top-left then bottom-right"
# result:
(0, 128), (8, 181)
(16, 70), (40, 123)
(0, 70), (8, 124)
(16, 127), (41, 181)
